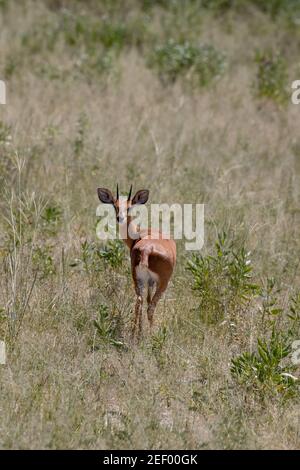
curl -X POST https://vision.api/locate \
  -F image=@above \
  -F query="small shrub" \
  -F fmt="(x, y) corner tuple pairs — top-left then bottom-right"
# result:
(149, 40), (225, 86)
(187, 231), (259, 322)
(93, 304), (124, 349)
(70, 239), (124, 273)
(99, 239), (125, 268)
(70, 240), (102, 274)
(97, 21), (129, 51)
(258, 277), (284, 332)
(42, 204), (62, 225)
(231, 328), (298, 398)
(254, 51), (288, 103)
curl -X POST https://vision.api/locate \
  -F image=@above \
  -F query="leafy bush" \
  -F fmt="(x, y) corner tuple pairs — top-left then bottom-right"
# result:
(70, 240), (100, 273)
(71, 237), (125, 273)
(93, 304), (124, 349)
(254, 51), (288, 103)
(99, 239), (125, 268)
(257, 277), (290, 340)
(149, 40), (225, 86)
(231, 328), (298, 397)
(42, 204), (62, 224)
(187, 232), (258, 322)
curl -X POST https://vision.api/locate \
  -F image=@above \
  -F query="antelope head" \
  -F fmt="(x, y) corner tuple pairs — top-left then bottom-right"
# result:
(97, 185), (149, 225)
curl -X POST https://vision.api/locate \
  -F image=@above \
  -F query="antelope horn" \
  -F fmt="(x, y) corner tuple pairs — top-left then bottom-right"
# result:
(116, 183), (119, 200)
(128, 184), (133, 201)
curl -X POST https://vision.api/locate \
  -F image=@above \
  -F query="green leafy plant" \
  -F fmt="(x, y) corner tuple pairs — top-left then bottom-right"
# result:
(258, 277), (284, 332)
(149, 40), (225, 86)
(70, 240), (102, 274)
(231, 328), (298, 397)
(254, 50), (288, 103)
(93, 304), (124, 348)
(99, 239), (125, 268)
(42, 204), (61, 224)
(187, 231), (259, 322)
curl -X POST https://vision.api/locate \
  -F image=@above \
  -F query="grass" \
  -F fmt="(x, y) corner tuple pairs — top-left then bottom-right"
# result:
(0, 0), (299, 450)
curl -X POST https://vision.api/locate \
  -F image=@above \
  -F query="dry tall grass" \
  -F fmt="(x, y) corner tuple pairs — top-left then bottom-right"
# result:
(0, 0), (299, 449)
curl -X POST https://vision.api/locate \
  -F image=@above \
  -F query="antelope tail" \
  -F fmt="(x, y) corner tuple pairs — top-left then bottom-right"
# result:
(140, 250), (149, 269)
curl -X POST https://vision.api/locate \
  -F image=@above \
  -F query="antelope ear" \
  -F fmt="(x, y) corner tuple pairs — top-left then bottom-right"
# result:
(131, 189), (149, 205)
(97, 188), (115, 204)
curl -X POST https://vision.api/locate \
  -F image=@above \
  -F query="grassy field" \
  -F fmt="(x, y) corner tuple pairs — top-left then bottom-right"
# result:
(0, 0), (300, 449)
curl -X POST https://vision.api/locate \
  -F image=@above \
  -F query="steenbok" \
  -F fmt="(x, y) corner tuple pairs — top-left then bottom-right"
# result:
(97, 185), (176, 339)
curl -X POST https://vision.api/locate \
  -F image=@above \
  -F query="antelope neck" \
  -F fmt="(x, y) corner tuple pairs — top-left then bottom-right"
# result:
(119, 217), (140, 251)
